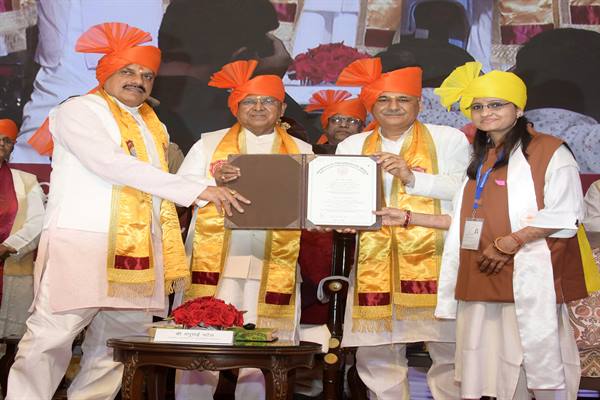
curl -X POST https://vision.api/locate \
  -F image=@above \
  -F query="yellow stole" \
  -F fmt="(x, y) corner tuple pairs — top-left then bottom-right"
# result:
(354, 121), (444, 331)
(188, 123), (301, 329)
(100, 90), (189, 297)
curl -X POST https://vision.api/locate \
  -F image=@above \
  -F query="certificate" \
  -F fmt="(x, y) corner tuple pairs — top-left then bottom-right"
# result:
(306, 156), (379, 227)
(225, 154), (381, 230)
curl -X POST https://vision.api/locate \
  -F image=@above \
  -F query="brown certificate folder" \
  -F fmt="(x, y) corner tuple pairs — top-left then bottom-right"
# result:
(224, 154), (382, 230)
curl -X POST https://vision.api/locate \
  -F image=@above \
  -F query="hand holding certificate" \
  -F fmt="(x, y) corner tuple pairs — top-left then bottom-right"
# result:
(224, 154), (381, 230)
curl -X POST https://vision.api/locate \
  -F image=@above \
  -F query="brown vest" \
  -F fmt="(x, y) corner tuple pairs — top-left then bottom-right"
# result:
(455, 131), (587, 303)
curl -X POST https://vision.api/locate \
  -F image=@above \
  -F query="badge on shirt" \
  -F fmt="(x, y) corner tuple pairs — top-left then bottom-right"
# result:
(461, 218), (484, 250)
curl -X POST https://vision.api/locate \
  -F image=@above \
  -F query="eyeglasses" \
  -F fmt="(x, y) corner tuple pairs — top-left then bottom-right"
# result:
(468, 102), (511, 112)
(239, 96), (280, 108)
(329, 116), (362, 126)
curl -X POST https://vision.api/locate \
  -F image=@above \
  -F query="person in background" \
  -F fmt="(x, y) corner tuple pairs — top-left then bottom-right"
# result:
(293, 89), (366, 397)
(306, 89), (366, 149)
(583, 181), (600, 249)
(0, 119), (44, 339)
(567, 180), (600, 381)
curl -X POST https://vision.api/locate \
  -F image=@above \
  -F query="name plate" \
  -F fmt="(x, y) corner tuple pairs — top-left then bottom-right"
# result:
(153, 328), (234, 345)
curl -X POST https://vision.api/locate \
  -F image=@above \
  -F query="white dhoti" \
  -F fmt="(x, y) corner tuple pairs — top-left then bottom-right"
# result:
(174, 128), (316, 399)
(355, 342), (459, 400)
(6, 271), (152, 400)
(342, 278), (459, 400)
(175, 277), (301, 400)
(455, 301), (580, 400)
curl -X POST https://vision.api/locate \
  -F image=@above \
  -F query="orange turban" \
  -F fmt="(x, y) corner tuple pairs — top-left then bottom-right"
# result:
(75, 22), (161, 85)
(0, 119), (18, 141)
(305, 90), (367, 129)
(208, 60), (285, 116)
(336, 58), (422, 111)
(28, 22), (161, 156)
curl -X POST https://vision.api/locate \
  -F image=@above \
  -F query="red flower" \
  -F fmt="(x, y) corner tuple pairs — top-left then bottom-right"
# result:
(288, 42), (370, 85)
(171, 296), (245, 329)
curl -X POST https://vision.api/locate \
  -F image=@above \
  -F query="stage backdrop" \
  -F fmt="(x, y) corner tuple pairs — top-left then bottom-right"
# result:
(1, 0), (599, 187)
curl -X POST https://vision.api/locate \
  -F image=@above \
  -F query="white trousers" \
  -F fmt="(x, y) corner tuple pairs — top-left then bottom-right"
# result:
(6, 272), (151, 400)
(356, 342), (460, 400)
(175, 277), (266, 400)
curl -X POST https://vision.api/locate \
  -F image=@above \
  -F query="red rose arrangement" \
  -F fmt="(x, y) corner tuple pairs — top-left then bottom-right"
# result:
(171, 296), (245, 329)
(288, 42), (370, 85)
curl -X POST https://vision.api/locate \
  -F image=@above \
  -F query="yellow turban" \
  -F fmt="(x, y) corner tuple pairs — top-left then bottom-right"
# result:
(434, 62), (527, 120)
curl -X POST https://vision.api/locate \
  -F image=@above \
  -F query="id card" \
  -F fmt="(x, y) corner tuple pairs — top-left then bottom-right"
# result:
(461, 218), (484, 250)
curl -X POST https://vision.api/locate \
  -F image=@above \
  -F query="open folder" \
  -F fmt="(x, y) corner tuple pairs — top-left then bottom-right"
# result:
(225, 154), (382, 230)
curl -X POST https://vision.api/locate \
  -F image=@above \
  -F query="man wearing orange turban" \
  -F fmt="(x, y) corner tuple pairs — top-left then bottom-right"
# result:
(175, 59), (314, 399)
(7, 23), (249, 400)
(306, 89), (366, 146)
(297, 90), (365, 357)
(333, 58), (470, 399)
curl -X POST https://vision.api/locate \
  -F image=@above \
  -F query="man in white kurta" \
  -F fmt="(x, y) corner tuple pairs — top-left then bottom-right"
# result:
(6, 23), (243, 400)
(335, 58), (469, 399)
(175, 60), (313, 400)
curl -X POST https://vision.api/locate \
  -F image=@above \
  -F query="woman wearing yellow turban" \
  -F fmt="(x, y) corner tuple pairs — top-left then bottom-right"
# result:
(434, 62), (588, 400)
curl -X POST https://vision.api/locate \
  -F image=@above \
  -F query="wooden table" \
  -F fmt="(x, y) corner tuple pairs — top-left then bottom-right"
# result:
(107, 336), (321, 400)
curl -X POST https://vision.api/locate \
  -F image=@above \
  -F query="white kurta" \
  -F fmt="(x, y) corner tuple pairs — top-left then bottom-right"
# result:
(335, 123), (470, 346)
(2, 169), (44, 259)
(177, 127), (313, 338)
(583, 180), (600, 231)
(0, 169), (44, 337)
(436, 144), (584, 397)
(7, 94), (209, 400)
(175, 127), (314, 400)
(38, 94), (207, 312)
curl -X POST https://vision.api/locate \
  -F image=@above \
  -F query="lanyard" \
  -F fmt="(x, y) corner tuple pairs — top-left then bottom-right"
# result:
(473, 151), (504, 211)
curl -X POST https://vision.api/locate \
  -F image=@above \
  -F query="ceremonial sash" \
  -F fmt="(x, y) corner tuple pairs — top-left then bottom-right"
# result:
(100, 90), (189, 297)
(188, 123), (301, 329)
(354, 122), (444, 331)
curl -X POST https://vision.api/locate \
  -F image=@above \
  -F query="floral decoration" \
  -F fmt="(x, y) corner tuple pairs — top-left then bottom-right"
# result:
(288, 42), (370, 85)
(171, 296), (245, 329)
